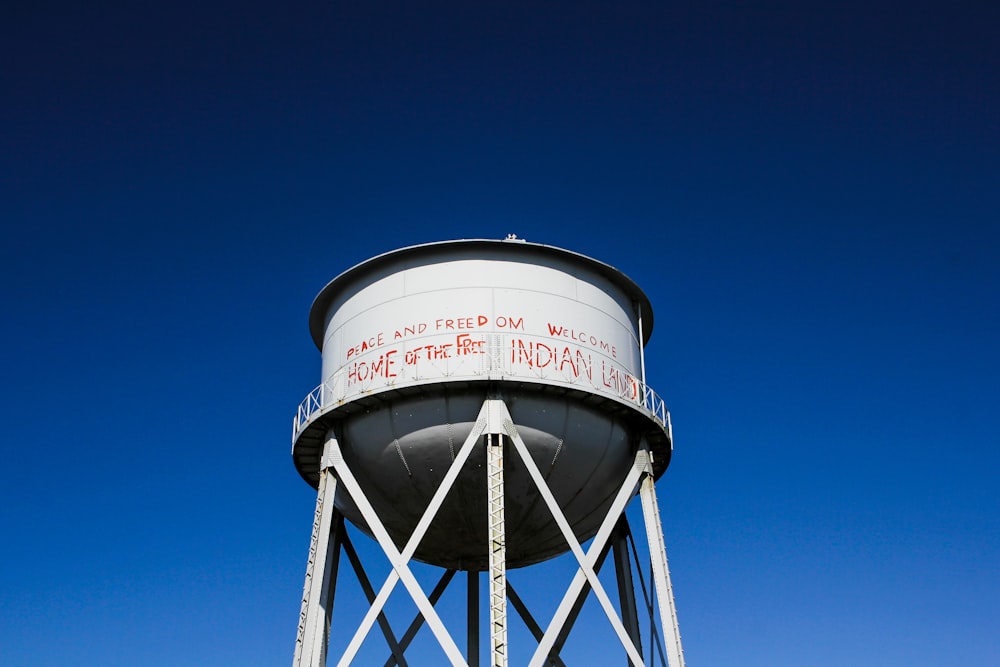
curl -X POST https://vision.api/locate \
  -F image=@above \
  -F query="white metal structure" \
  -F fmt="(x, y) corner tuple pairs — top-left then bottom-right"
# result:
(290, 239), (685, 666)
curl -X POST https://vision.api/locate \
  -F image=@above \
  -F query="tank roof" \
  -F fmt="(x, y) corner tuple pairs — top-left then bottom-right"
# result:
(308, 238), (655, 349)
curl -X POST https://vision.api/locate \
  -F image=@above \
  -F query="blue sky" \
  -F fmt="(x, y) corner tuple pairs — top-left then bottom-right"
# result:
(2, 1), (998, 665)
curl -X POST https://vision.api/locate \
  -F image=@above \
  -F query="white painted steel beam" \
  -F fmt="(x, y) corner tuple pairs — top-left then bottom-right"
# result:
(486, 431), (508, 667)
(326, 432), (470, 667)
(523, 458), (647, 667)
(339, 532), (408, 667)
(506, 583), (567, 667)
(383, 570), (457, 667)
(498, 404), (647, 667)
(549, 536), (615, 662)
(639, 473), (685, 667)
(293, 447), (343, 667)
(324, 398), (498, 667)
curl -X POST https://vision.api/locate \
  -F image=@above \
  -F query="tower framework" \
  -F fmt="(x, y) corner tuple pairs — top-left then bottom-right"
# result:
(292, 397), (685, 667)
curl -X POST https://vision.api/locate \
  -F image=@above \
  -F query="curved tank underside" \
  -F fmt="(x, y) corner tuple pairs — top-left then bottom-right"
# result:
(292, 381), (670, 570)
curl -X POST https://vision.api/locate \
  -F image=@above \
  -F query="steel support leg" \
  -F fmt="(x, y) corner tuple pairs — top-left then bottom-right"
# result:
(487, 430), (508, 667)
(293, 445), (343, 667)
(639, 471), (685, 667)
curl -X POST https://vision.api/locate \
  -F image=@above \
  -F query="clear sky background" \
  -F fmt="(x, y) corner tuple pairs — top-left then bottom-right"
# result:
(2, 1), (998, 665)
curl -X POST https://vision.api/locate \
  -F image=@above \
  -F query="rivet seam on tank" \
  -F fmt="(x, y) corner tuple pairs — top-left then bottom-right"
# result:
(393, 438), (412, 477)
(446, 422), (456, 461)
(550, 439), (565, 468)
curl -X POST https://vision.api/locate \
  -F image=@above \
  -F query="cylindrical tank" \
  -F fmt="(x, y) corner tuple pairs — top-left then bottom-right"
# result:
(292, 239), (671, 570)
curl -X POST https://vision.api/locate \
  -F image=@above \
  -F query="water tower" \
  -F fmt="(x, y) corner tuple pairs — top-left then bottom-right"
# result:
(290, 238), (685, 667)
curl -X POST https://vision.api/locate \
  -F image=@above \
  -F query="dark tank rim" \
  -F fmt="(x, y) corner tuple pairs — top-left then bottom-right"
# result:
(291, 379), (671, 490)
(307, 239), (656, 350)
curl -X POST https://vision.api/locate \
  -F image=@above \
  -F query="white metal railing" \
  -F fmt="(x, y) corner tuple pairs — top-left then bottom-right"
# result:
(292, 333), (671, 443)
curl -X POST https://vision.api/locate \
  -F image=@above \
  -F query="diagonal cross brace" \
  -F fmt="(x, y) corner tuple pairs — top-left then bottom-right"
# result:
(506, 583), (567, 667)
(382, 570), (457, 667)
(623, 523), (669, 667)
(507, 412), (652, 667)
(339, 532), (409, 667)
(329, 400), (500, 667)
(328, 435), (468, 666)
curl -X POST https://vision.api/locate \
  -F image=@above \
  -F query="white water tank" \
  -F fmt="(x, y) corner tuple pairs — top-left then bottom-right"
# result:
(292, 239), (671, 570)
